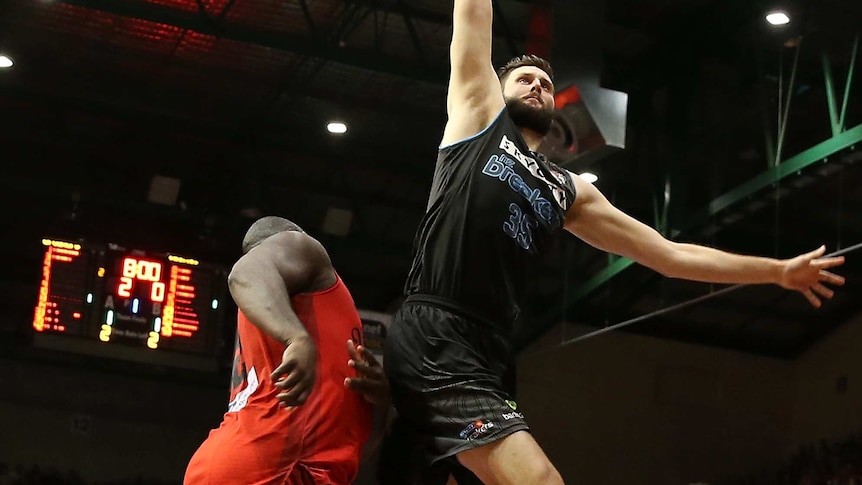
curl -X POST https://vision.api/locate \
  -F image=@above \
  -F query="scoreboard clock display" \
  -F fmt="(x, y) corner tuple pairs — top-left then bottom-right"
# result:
(32, 238), (229, 371)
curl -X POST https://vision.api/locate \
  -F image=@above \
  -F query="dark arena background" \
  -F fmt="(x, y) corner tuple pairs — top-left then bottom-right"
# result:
(1, 0), (861, 484)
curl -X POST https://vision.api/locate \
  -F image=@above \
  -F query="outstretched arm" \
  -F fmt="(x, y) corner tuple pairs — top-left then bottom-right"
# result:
(564, 175), (845, 307)
(440, 0), (506, 147)
(228, 231), (335, 405)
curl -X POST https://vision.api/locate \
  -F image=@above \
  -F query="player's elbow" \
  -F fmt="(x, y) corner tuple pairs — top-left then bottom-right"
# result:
(227, 262), (254, 294)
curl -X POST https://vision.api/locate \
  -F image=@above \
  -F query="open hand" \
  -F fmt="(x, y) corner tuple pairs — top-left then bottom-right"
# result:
(780, 245), (845, 308)
(271, 335), (317, 408)
(344, 339), (390, 406)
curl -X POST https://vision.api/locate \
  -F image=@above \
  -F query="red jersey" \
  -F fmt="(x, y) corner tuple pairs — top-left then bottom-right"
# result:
(184, 275), (372, 485)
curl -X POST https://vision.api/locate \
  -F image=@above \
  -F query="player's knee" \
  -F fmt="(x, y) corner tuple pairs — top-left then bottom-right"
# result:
(537, 462), (564, 485)
(519, 458), (563, 485)
(458, 438), (564, 485)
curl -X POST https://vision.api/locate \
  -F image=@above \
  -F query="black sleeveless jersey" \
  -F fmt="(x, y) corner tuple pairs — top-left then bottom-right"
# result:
(404, 109), (577, 329)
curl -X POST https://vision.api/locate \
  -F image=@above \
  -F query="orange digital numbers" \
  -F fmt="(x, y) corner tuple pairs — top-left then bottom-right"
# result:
(117, 276), (133, 297)
(116, 257), (165, 302)
(151, 282), (165, 302)
(122, 257), (162, 281)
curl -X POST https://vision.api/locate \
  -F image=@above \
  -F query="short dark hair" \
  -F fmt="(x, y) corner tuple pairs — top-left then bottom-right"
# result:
(241, 216), (303, 254)
(497, 54), (554, 84)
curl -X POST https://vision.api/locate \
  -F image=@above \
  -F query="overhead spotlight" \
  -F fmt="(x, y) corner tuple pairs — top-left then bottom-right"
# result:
(327, 121), (348, 134)
(0, 55), (13, 68)
(578, 172), (598, 183)
(766, 11), (790, 25)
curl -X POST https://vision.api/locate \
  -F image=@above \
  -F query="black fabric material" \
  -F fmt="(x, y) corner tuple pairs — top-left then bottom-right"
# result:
(403, 109), (577, 331)
(381, 300), (530, 483)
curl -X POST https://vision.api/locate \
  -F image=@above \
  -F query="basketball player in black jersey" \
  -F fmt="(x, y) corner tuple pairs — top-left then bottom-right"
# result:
(380, 1), (847, 484)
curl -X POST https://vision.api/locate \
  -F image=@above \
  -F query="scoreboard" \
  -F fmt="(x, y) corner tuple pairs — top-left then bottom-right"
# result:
(33, 240), (93, 336)
(32, 238), (229, 371)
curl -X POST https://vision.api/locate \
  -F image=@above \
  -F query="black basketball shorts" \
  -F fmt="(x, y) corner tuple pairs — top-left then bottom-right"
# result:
(381, 295), (530, 482)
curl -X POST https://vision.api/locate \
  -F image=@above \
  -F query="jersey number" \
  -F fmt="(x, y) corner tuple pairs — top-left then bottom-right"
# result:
(503, 203), (536, 250)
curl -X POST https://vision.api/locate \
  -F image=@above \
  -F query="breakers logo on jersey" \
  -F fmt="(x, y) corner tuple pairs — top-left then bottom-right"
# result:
(499, 135), (570, 209)
(459, 420), (495, 441)
(481, 135), (570, 250)
(482, 155), (560, 228)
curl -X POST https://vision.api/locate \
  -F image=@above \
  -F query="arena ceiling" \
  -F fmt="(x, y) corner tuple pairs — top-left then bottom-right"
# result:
(2, 0), (861, 360)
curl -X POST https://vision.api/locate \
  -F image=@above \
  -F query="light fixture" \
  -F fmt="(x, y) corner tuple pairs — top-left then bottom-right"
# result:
(0, 55), (13, 68)
(765, 11), (790, 25)
(578, 172), (598, 183)
(327, 121), (348, 134)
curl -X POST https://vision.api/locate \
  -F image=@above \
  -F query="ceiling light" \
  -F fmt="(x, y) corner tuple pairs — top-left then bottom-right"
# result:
(578, 172), (598, 183)
(327, 121), (348, 134)
(766, 11), (790, 25)
(0, 56), (13, 68)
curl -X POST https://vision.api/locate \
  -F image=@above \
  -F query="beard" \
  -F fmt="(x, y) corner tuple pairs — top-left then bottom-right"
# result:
(505, 96), (554, 136)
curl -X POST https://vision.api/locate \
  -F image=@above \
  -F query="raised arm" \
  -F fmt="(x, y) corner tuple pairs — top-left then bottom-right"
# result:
(228, 231), (335, 405)
(564, 175), (845, 308)
(440, 0), (506, 147)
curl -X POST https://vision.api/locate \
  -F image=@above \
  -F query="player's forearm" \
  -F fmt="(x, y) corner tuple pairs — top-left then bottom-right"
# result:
(451, 0), (493, 65)
(453, 0), (493, 31)
(661, 242), (785, 285)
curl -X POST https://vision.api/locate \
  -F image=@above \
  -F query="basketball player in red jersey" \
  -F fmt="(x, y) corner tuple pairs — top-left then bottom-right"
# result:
(184, 216), (388, 485)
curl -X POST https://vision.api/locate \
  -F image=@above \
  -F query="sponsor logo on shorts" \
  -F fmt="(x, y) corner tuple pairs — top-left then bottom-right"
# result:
(459, 420), (495, 441)
(502, 411), (524, 421)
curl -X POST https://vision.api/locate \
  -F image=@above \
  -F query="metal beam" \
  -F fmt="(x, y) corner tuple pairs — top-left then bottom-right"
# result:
(491, 0), (521, 58)
(775, 39), (802, 166)
(57, 0), (448, 85)
(297, 0), (317, 38)
(840, 35), (859, 131)
(350, 0), (527, 46)
(702, 123), (862, 217)
(261, 2), (375, 121)
(350, 0), (451, 25)
(396, 0), (428, 65)
(824, 34), (859, 136)
(0, 81), (443, 179)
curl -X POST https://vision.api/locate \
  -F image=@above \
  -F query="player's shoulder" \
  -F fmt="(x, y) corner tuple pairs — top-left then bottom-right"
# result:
(261, 231), (329, 262)
(267, 231), (336, 290)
